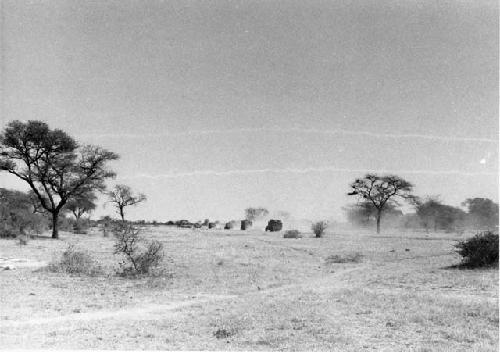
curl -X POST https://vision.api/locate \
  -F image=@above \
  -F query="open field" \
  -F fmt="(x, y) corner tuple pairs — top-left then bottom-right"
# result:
(0, 226), (498, 351)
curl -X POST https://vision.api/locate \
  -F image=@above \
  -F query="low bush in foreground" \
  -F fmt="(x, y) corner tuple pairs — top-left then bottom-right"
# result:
(455, 231), (498, 268)
(283, 230), (302, 238)
(47, 245), (103, 276)
(113, 223), (164, 276)
(325, 252), (363, 264)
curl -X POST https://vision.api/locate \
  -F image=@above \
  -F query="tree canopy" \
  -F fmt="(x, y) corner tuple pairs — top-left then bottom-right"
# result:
(414, 196), (466, 232)
(65, 191), (97, 221)
(107, 184), (147, 221)
(348, 174), (414, 233)
(462, 198), (499, 230)
(0, 188), (47, 237)
(0, 120), (119, 238)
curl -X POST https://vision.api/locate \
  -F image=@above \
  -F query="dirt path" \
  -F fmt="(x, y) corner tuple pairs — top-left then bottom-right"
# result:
(0, 294), (237, 328)
(0, 257), (48, 270)
(0, 265), (368, 329)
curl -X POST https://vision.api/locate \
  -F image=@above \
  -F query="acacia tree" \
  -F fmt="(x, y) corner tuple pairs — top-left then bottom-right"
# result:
(0, 120), (119, 238)
(107, 184), (147, 221)
(348, 174), (414, 234)
(65, 191), (97, 222)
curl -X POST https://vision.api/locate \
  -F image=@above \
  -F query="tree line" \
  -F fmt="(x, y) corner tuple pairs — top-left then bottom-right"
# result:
(345, 188), (498, 233)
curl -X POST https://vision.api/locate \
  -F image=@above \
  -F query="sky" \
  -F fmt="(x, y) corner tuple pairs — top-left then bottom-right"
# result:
(0, 0), (498, 222)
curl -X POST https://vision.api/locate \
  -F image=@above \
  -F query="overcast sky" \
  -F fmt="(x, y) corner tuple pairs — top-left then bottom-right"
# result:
(1, 0), (498, 222)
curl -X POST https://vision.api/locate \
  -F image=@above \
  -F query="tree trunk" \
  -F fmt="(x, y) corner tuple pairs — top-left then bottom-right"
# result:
(376, 210), (382, 234)
(119, 207), (125, 221)
(51, 211), (59, 239)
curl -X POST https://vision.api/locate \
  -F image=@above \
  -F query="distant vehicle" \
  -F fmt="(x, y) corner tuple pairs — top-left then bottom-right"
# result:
(241, 220), (252, 230)
(177, 220), (193, 228)
(265, 219), (283, 232)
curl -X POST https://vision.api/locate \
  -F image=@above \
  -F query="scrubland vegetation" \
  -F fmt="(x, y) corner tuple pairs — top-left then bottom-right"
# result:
(0, 227), (498, 350)
(0, 120), (498, 351)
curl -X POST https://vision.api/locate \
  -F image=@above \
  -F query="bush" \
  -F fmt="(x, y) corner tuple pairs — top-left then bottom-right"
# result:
(73, 221), (89, 234)
(0, 227), (17, 238)
(18, 235), (29, 246)
(311, 221), (328, 238)
(283, 230), (302, 238)
(48, 245), (103, 276)
(325, 252), (363, 264)
(0, 211), (47, 238)
(455, 231), (498, 268)
(0, 188), (48, 238)
(113, 224), (164, 276)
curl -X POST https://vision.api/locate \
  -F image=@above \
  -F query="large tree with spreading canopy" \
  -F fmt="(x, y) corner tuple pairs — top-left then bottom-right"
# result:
(0, 120), (119, 238)
(348, 174), (414, 234)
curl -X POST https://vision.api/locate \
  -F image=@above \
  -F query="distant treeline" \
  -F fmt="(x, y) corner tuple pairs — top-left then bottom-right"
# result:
(343, 197), (498, 233)
(2, 186), (498, 239)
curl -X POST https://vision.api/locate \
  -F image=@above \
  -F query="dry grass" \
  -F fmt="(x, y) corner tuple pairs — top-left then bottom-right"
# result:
(0, 226), (497, 351)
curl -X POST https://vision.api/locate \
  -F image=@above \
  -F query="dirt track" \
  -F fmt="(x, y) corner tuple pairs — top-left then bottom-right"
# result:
(0, 265), (366, 329)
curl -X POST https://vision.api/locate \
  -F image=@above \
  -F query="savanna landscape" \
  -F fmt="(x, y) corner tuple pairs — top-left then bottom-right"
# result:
(1, 1), (499, 351)
(0, 224), (498, 351)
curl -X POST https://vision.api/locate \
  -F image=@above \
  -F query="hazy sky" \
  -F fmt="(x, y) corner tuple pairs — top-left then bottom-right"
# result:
(1, 0), (498, 222)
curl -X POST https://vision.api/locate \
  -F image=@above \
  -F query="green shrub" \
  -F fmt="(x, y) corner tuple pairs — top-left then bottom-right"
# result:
(455, 231), (498, 268)
(283, 230), (302, 238)
(48, 245), (103, 276)
(311, 221), (328, 238)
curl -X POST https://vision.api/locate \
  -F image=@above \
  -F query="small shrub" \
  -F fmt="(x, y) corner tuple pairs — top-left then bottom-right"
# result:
(113, 224), (164, 276)
(48, 245), (103, 276)
(284, 230), (302, 238)
(211, 316), (248, 340)
(325, 252), (363, 264)
(18, 235), (28, 246)
(311, 221), (328, 238)
(73, 222), (89, 234)
(455, 231), (498, 268)
(214, 328), (234, 339)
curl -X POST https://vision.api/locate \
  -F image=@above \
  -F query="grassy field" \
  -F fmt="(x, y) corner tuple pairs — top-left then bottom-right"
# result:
(0, 226), (498, 351)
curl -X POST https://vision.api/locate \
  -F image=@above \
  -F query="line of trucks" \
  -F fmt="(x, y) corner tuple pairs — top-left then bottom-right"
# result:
(175, 219), (283, 232)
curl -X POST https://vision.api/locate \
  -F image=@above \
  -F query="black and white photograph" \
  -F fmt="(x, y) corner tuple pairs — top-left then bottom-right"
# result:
(0, 0), (498, 350)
